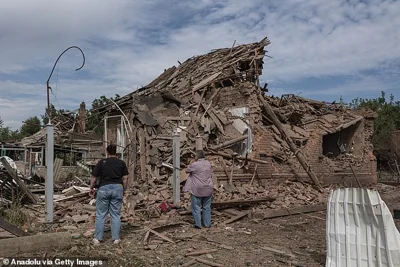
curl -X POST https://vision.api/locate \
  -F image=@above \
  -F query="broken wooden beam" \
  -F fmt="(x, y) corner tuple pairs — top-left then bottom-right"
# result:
(0, 157), (37, 204)
(212, 135), (248, 150)
(207, 151), (269, 164)
(181, 259), (197, 267)
(349, 164), (362, 187)
(212, 197), (275, 208)
(183, 72), (222, 97)
(144, 226), (174, 243)
(249, 164), (258, 185)
(261, 246), (296, 258)
(223, 212), (249, 224)
(335, 116), (363, 131)
(0, 217), (29, 237)
(258, 94), (322, 191)
(139, 127), (147, 181)
(186, 249), (219, 257)
(0, 232), (72, 257)
(262, 203), (327, 220)
(193, 258), (224, 267)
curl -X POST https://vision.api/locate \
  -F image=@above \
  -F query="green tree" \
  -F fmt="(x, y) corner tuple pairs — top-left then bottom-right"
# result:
(0, 116), (21, 141)
(350, 91), (400, 151)
(41, 104), (70, 125)
(20, 116), (41, 137)
(87, 94), (120, 134)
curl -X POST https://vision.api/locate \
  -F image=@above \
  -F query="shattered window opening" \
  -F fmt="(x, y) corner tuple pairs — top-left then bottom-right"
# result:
(322, 122), (361, 157)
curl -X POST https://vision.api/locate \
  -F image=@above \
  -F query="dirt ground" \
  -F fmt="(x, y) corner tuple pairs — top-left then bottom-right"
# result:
(12, 185), (400, 267)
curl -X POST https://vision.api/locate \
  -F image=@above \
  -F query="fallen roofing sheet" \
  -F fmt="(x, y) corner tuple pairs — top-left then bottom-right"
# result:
(326, 188), (400, 267)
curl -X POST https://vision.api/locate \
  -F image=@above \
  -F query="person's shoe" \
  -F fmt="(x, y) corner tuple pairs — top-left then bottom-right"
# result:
(93, 238), (101, 246)
(113, 239), (121, 245)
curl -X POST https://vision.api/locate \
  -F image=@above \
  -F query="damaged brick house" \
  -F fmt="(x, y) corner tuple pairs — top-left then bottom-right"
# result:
(100, 37), (377, 197)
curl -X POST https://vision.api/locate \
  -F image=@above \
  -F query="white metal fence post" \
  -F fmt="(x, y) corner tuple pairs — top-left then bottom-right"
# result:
(172, 129), (181, 206)
(45, 123), (54, 223)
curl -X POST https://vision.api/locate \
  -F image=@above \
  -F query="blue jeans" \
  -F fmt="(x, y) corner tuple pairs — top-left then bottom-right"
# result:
(94, 184), (123, 241)
(190, 194), (212, 228)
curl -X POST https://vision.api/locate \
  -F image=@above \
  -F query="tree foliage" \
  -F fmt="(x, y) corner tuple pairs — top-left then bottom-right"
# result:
(41, 104), (70, 125)
(20, 116), (41, 137)
(349, 91), (400, 151)
(87, 94), (120, 134)
(0, 116), (21, 141)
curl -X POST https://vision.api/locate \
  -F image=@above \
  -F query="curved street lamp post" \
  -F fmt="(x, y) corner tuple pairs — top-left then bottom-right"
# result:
(45, 46), (85, 223)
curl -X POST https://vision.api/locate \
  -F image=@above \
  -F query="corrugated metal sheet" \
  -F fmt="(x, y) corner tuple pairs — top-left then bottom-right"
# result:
(326, 188), (400, 267)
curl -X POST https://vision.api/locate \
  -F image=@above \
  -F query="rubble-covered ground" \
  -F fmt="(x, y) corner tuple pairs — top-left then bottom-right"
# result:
(10, 184), (400, 267)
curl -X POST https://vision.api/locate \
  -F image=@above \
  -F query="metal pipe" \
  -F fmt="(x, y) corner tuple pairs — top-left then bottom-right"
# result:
(120, 116), (125, 160)
(104, 117), (108, 157)
(46, 46), (85, 121)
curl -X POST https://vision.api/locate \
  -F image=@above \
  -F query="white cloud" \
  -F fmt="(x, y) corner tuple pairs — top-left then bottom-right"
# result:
(0, 0), (400, 130)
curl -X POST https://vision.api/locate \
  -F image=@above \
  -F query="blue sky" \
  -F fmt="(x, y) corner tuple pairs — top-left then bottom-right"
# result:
(1, 0), (400, 130)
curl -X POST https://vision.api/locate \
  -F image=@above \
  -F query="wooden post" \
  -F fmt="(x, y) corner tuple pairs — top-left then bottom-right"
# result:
(349, 164), (362, 187)
(195, 135), (203, 150)
(139, 127), (146, 181)
(258, 94), (323, 191)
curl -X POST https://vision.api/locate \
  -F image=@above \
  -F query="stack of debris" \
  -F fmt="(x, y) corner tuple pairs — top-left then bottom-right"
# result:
(0, 158), (37, 205)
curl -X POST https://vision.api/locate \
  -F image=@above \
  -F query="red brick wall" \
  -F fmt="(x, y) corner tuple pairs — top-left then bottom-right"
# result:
(249, 123), (377, 186)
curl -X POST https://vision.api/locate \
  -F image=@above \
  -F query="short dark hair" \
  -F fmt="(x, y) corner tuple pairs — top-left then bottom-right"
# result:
(196, 150), (205, 159)
(107, 144), (117, 155)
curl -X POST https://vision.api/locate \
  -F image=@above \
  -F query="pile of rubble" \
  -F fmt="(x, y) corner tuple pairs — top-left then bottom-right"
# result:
(95, 37), (375, 221)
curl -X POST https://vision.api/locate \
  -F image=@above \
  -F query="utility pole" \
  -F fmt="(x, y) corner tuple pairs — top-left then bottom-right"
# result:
(45, 46), (85, 223)
(172, 129), (181, 206)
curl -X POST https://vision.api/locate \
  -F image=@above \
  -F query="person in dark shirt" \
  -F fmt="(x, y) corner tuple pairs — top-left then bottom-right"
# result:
(89, 144), (128, 246)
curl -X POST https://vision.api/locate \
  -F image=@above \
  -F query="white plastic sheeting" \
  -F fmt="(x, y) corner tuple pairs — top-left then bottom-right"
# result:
(326, 188), (400, 267)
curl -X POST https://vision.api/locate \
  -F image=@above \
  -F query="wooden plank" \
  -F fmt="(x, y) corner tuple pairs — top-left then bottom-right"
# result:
(262, 204), (327, 220)
(223, 212), (249, 224)
(181, 259), (197, 267)
(212, 197), (275, 208)
(186, 249), (219, 257)
(220, 158), (230, 180)
(249, 164), (258, 185)
(193, 93), (225, 134)
(144, 226), (174, 243)
(166, 116), (191, 121)
(0, 218), (29, 237)
(261, 246), (296, 258)
(53, 192), (88, 203)
(194, 258), (224, 267)
(335, 116), (363, 131)
(212, 136), (248, 150)
(207, 151), (269, 164)
(0, 228), (16, 239)
(349, 164), (362, 187)
(194, 89), (207, 117)
(182, 72), (222, 97)
(0, 158), (37, 204)
(139, 127), (146, 181)
(229, 159), (234, 186)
